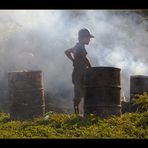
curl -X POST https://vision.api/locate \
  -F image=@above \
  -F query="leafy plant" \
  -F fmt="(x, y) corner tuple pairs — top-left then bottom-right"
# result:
(132, 92), (148, 112)
(0, 110), (147, 138)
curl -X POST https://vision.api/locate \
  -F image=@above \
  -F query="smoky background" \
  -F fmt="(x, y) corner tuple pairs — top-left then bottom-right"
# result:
(0, 10), (148, 113)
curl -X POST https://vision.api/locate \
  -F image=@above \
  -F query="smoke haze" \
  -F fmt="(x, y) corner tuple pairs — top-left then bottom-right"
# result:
(0, 10), (148, 112)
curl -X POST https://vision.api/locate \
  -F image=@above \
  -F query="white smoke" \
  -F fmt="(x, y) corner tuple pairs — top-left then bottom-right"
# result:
(0, 10), (148, 112)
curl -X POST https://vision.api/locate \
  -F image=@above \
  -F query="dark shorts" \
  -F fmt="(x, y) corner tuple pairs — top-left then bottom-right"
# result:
(72, 69), (85, 104)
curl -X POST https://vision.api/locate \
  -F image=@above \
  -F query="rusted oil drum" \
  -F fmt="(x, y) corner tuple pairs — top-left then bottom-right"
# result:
(8, 71), (45, 120)
(130, 75), (148, 102)
(84, 67), (121, 118)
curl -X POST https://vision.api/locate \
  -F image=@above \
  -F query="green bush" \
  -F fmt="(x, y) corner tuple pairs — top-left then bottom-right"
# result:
(0, 92), (148, 139)
(0, 112), (10, 123)
(132, 92), (148, 112)
(0, 111), (147, 138)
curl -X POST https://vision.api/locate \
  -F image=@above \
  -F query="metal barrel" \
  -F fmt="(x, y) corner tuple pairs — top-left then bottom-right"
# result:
(8, 71), (45, 120)
(130, 75), (148, 102)
(84, 67), (121, 118)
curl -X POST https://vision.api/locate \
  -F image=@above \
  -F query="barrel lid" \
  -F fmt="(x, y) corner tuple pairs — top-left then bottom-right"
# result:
(130, 75), (148, 78)
(87, 66), (121, 70)
(8, 70), (42, 74)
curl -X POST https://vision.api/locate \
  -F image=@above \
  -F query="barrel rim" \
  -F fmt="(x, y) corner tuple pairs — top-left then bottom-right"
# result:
(130, 75), (148, 78)
(86, 66), (121, 71)
(84, 105), (122, 108)
(84, 85), (121, 88)
(8, 70), (42, 74)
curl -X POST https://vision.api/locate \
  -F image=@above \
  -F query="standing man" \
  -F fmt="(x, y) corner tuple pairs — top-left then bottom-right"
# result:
(65, 28), (94, 114)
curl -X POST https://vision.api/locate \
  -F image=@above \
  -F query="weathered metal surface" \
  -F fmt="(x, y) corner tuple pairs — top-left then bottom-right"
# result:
(8, 71), (45, 120)
(84, 67), (121, 118)
(130, 75), (148, 102)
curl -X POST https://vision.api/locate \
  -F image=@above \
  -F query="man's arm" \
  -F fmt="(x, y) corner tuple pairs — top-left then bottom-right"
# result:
(85, 56), (92, 68)
(64, 48), (74, 63)
(83, 56), (92, 68)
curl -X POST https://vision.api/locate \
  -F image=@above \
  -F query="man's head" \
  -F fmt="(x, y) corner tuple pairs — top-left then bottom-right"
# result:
(78, 28), (94, 45)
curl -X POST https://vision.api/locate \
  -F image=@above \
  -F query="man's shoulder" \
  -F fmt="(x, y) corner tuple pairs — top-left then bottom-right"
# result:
(74, 43), (85, 50)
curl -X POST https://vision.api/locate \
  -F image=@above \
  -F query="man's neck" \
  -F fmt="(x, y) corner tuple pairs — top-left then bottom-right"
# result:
(78, 41), (85, 47)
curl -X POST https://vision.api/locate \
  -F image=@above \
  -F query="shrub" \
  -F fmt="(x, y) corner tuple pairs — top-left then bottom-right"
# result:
(132, 92), (148, 113)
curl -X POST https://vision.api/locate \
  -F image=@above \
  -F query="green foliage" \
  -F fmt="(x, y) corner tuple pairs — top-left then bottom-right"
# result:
(136, 112), (148, 129)
(0, 112), (10, 123)
(0, 111), (147, 138)
(132, 92), (148, 112)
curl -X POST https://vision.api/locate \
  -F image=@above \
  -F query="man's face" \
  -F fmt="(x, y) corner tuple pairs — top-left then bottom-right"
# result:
(83, 37), (91, 45)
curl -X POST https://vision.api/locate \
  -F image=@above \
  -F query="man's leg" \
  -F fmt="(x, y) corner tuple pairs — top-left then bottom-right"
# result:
(74, 101), (79, 114)
(73, 85), (81, 114)
(72, 69), (84, 114)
